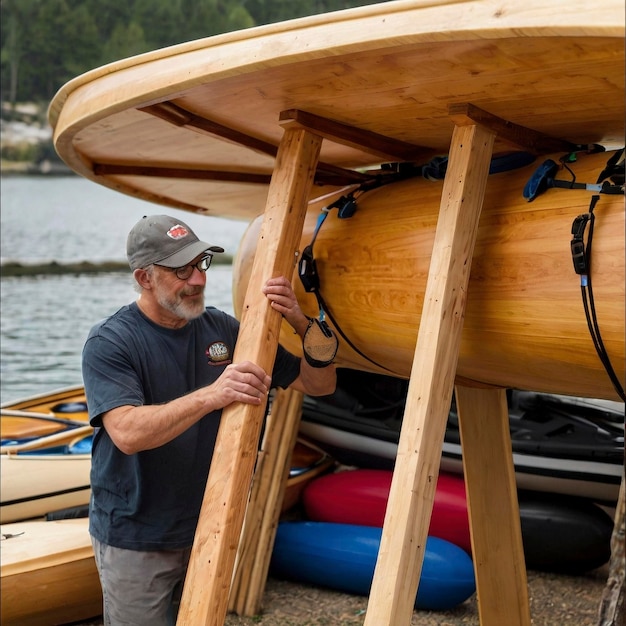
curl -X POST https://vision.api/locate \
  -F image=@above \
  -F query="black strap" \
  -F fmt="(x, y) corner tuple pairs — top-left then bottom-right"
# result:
(298, 195), (396, 373)
(314, 289), (396, 373)
(571, 195), (625, 402)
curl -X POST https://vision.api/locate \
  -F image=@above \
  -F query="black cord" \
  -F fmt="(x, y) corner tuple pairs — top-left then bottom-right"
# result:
(314, 288), (396, 374)
(577, 196), (626, 402)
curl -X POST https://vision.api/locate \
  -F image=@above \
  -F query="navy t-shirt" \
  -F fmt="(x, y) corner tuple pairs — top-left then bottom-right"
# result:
(82, 301), (300, 551)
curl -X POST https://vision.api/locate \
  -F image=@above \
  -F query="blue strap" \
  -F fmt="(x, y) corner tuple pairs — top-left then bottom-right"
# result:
(523, 159), (559, 201)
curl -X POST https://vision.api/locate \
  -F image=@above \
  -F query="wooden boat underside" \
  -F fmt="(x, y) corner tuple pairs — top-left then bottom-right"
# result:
(48, 0), (625, 221)
(46, 0), (625, 400)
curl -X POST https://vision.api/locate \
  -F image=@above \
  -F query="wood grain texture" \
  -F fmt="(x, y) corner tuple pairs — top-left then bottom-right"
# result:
(364, 122), (495, 625)
(455, 385), (531, 626)
(177, 127), (322, 626)
(228, 388), (304, 616)
(234, 149), (624, 400)
(0, 519), (101, 626)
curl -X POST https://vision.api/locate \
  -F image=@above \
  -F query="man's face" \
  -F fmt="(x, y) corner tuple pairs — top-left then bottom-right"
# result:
(150, 259), (207, 321)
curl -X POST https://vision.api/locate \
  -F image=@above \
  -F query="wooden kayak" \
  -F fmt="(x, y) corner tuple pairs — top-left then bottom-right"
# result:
(0, 517), (102, 626)
(0, 386), (333, 522)
(233, 148), (624, 400)
(1, 388), (93, 524)
(1, 385), (88, 442)
(0, 435), (92, 524)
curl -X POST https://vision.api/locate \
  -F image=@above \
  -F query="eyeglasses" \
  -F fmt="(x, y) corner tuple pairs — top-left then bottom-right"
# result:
(157, 255), (213, 280)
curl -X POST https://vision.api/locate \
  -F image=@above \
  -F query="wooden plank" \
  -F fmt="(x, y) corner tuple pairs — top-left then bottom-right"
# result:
(140, 102), (280, 157)
(228, 387), (304, 616)
(176, 126), (322, 626)
(141, 102), (369, 186)
(93, 163), (272, 184)
(598, 475), (625, 625)
(363, 121), (495, 625)
(455, 385), (531, 626)
(279, 109), (434, 162)
(448, 102), (580, 154)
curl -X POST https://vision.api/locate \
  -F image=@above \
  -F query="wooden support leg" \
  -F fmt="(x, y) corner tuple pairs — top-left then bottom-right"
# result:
(598, 474), (625, 625)
(228, 387), (304, 616)
(364, 121), (495, 625)
(176, 127), (322, 626)
(455, 385), (531, 625)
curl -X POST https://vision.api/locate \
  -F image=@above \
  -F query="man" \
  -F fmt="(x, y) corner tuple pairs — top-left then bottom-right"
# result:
(82, 214), (336, 625)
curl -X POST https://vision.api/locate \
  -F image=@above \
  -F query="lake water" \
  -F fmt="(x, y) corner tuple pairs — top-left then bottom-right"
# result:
(0, 176), (250, 403)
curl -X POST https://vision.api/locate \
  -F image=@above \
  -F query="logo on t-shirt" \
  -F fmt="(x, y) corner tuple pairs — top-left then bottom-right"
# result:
(205, 341), (231, 365)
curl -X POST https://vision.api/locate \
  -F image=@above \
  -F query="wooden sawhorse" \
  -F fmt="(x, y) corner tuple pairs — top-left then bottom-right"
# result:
(176, 104), (581, 625)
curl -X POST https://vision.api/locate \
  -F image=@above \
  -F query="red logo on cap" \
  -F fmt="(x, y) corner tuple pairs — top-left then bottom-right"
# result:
(167, 224), (189, 240)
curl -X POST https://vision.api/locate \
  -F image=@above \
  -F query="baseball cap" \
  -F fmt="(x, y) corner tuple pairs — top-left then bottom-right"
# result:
(127, 215), (224, 271)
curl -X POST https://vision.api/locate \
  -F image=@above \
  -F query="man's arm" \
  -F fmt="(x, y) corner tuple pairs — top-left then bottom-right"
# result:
(101, 360), (271, 454)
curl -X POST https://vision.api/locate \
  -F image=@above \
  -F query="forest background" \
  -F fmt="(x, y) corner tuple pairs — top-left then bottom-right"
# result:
(1, 0), (389, 163)
(1, 0), (392, 104)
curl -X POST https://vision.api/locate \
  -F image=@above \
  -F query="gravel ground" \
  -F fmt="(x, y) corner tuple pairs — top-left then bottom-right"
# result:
(73, 563), (609, 626)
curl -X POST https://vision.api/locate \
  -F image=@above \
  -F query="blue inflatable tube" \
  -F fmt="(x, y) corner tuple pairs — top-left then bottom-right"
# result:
(271, 521), (475, 611)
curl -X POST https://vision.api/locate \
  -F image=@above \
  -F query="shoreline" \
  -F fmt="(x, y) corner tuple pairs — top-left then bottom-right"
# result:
(1, 257), (234, 277)
(1, 159), (75, 177)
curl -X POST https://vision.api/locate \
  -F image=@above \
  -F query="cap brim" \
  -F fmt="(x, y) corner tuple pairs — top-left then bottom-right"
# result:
(157, 241), (224, 268)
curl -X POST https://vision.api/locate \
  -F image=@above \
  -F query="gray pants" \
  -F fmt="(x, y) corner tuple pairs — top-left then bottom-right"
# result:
(92, 537), (192, 626)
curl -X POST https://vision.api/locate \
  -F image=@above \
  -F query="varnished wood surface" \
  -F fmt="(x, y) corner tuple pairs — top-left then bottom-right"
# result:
(455, 386), (531, 625)
(1, 386), (89, 451)
(233, 149), (625, 400)
(48, 0), (624, 221)
(177, 128), (322, 625)
(365, 122), (497, 625)
(0, 518), (102, 626)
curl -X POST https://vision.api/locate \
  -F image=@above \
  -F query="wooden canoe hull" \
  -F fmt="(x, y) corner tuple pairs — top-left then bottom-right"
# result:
(0, 518), (101, 626)
(0, 383), (332, 522)
(1, 385), (88, 442)
(0, 452), (91, 524)
(233, 149), (624, 400)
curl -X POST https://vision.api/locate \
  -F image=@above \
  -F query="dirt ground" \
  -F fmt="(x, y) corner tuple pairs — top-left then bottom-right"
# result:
(74, 563), (609, 626)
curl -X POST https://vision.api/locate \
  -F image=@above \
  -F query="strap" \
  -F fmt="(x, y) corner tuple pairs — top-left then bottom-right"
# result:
(298, 194), (396, 373)
(524, 157), (623, 202)
(570, 196), (625, 401)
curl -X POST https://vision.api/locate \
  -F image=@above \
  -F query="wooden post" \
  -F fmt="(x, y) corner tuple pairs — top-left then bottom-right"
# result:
(176, 127), (322, 626)
(455, 385), (531, 625)
(598, 474), (625, 625)
(228, 387), (304, 616)
(363, 121), (495, 625)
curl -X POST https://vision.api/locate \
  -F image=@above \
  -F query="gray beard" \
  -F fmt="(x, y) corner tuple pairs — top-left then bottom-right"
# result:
(156, 288), (205, 321)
